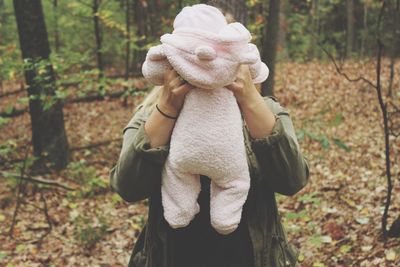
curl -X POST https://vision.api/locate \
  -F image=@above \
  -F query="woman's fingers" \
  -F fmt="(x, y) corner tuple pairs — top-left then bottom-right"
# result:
(238, 64), (251, 78)
(226, 67), (248, 92)
(226, 81), (242, 92)
(164, 67), (175, 83)
(165, 68), (186, 89)
(164, 67), (191, 96)
(173, 82), (193, 96)
(169, 75), (185, 88)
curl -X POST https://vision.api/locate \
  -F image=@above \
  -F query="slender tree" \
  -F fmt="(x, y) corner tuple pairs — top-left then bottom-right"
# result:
(346, 0), (355, 57)
(0, 0), (6, 28)
(132, 0), (149, 75)
(53, 0), (60, 53)
(148, 0), (162, 36)
(388, 0), (399, 97)
(360, 1), (368, 57)
(93, 0), (104, 91)
(310, 0), (320, 59)
(123, 0), (131, 106)
(13, 0), (69, 171)
(125, 0), (131, 81)
(0, 0), (5, 91)
(203, 0), (248, 24)
(261, 0), (280, 96)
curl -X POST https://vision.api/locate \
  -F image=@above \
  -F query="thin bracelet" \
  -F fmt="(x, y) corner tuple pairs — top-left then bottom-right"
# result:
(156, 104), (178, 119)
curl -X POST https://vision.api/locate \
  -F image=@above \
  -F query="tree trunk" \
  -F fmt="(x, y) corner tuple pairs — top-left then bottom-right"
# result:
(204, 0), (247, 24)
(123, 0), (131, 106)
(361, 3), (368, 57)
(227, 0), (248, 24)
(346, 0), (355, 57)
(261, 0), (280, 96)
(53, 0), (60, 53)
(0, 0), (6, 30)
(388, 0), (399, 97)
(93, 0), (104, 92)
(125, 0), (131, 82)
(132, 0), (148, 75)
(13, 0), (69, 171)
(310, 0), (320, 59)
(278, 0), (288, 60)
(148, 0), (162, 37)
(0, 0), (5, 91)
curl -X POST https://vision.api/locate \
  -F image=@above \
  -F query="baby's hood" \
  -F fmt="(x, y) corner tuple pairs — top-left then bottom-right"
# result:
(142, 4), (269, 89)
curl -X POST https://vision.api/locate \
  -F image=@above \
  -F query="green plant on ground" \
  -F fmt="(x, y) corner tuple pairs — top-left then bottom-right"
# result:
(73, 213), (108, 249)
(65, 159), (108, 198)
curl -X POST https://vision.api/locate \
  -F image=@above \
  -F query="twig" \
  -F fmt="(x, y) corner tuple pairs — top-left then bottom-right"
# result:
(9, 145), (30, 238)
(71, 138), (121, 151)
(0, 87), (24, 98)
(307, 28), (376, 88)
(69, 89), (127, 103)
(320, 184), (344, 192)
(0, 107), (28, 118)
(387, 102), (400, 137)
(1, 138), (122, 166)
(0, 89), (147, 118)
(316, 42), (376, 89)
(1, 171), (75, 191)
(34, 189), (52, 247)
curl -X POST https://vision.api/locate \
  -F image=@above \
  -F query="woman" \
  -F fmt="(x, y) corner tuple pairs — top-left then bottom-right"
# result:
(109, 64), (310, 266)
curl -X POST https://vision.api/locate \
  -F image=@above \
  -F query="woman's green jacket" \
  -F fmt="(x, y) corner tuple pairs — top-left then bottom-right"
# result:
(109, 96), (310, 267)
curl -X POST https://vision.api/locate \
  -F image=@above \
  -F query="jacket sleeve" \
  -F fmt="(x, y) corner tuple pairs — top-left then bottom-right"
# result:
(248, 97), (310, 196)
(109, 105), (169, 202)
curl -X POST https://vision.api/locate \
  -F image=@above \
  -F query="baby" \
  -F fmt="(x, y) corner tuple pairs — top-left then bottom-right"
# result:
(142, 4), (269, 234)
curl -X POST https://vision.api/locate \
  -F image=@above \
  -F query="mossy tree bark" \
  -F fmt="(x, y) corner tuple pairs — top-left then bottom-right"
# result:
(13, 0), (69, 172)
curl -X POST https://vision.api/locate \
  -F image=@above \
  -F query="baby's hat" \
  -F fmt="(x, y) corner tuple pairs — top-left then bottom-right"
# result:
(142, 4), (269, 89)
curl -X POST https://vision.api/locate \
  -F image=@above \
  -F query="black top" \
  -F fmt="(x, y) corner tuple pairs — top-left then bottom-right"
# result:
(169, 176), (254, 267)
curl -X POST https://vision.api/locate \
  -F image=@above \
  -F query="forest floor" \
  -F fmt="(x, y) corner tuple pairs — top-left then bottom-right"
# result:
(0, 61), (400, 266)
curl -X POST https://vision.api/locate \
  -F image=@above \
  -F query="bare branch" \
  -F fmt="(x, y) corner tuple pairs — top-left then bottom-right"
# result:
(34, 189), (52, 247)
(1, 171), (75, 191)
(0, 87), (24, 98)
(9, 145), (30, 238)
(387, 102), (400, 137)
(316, 41), (376, 89)
(71, 138), (121, 151)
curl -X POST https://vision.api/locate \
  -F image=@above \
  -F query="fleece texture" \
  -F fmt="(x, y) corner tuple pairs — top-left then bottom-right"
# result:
(141, 3), (269, 235)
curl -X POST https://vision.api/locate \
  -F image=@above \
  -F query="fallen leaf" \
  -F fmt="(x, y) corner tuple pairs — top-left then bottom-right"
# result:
(0, 251), (7, 260)
(385, 250), (396, 261)
(361, 245), (373, 252)
(321, 235), (333, 243)
(355, 217), (370, 225)
(340, 244), (352, 254)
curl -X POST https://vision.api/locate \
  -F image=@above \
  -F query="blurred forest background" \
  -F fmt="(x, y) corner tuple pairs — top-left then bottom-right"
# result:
(0, 0), (400, 266)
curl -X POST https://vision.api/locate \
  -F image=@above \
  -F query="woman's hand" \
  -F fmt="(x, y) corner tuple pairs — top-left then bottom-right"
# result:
(226, 65), (277, 139)
(145, 68), (193, 148)
(158, 67), (194, 117)
(225, 65), (260, 107)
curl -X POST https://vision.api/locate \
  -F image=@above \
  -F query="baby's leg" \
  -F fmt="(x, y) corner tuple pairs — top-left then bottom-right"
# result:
(161, 160), (201, 229)
(210, 172), (250, 235)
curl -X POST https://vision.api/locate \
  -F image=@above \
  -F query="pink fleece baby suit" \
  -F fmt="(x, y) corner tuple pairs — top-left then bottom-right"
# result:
(142, 4), (269, 235)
